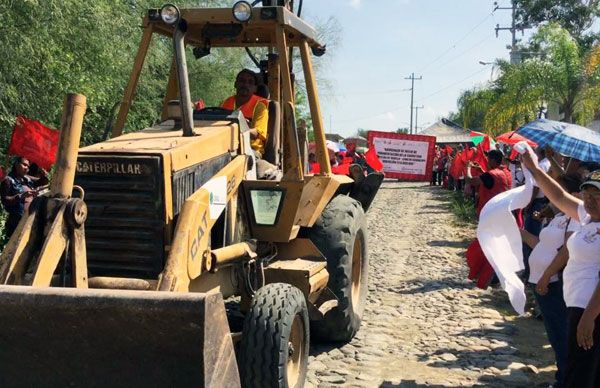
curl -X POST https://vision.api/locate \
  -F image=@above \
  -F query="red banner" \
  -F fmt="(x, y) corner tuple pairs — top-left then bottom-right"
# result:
(8, 116), (59, 170)
(367, 131), (436, 181)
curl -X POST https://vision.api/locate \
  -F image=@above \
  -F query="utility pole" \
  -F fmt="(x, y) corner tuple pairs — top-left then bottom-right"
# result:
(414, 105), (424, 133)
(405, 73), (422, 134)
(494, 0), (529, 64)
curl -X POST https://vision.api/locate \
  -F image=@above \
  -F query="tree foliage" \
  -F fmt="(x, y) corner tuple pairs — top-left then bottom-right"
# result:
(515, 0), (600, 46)
(453, 23), (600, 136)
(0, 0), (338, 159)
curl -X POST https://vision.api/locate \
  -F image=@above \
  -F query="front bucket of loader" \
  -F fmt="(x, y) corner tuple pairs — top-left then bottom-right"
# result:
(0, 285), (241, 388)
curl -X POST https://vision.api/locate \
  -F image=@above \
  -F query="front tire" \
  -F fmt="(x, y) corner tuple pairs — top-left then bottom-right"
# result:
(307, 195), (368, 342)
(239, 283), (309, 388)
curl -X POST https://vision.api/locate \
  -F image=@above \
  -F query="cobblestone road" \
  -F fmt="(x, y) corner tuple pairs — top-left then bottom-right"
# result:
(307, 181), (556, 388)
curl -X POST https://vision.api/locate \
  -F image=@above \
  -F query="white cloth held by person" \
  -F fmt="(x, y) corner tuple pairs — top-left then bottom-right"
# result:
(476, 141), (537, 315)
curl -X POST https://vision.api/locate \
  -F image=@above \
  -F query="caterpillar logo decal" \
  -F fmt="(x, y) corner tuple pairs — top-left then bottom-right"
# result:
(77, 161), (143, 175)
(190, 211), (208, 261)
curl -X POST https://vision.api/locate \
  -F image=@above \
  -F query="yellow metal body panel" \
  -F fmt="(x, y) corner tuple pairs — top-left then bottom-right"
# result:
(82, 120), (239, 172)
(81, 119), (240, 247)
(158, 156), (247, 292)
(151, 8), (322, 48)
(243, 179), (304, 242)
(294, 174), (352, 227)
(264, 259), (328, 303)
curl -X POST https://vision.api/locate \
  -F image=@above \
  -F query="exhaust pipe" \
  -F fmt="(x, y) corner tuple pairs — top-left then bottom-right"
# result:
(50, 93), (87, 198)
(173, 23), (195, 137)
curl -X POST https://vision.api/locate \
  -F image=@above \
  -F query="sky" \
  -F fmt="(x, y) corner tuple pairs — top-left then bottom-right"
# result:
(300, 0), (525, 138)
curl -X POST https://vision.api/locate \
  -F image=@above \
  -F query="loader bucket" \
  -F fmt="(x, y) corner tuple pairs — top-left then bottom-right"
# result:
(0, 285), (241, 388)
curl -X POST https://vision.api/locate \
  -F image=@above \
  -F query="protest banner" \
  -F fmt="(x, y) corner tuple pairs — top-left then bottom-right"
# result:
(367, 131), (436, 181)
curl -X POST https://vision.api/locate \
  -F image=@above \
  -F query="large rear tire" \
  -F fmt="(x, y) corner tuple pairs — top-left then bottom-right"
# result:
(239, 283), (309, 388)
(307, 195), (368, 342)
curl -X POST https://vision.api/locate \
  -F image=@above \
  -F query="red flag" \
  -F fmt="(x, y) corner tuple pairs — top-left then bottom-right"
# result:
(332, 163), (350, 175)
(365, 148), (383, 172)
(474, 144), (489, 171)
(480, 135), (492, 152)
(8, 116), (59, 170)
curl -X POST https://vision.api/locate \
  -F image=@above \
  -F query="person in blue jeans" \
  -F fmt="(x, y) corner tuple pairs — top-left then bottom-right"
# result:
(521, 174), (582, 388)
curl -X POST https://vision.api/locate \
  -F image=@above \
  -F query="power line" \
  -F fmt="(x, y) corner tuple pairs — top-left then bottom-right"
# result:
(417, 11), (495, 73)
(432, 33), (495, 71)
(416, 67), (488, 103)
(321, 88), (411, 97)
(334, 68), (486, 125)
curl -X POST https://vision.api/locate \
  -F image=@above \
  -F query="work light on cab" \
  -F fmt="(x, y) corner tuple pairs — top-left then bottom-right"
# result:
(232, 1), (252, 22)
(161, 4), (180, 25)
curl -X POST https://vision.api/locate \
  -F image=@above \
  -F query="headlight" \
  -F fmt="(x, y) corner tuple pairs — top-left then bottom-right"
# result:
(232, 1), (252, 22)
(160, 4), (180, 25)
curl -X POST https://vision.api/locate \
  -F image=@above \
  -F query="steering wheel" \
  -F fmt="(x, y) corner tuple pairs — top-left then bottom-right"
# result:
(194, 107), (233, 115)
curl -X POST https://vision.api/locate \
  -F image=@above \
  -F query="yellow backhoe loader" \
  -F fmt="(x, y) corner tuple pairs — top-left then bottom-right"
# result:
(0, 2), (383, 387)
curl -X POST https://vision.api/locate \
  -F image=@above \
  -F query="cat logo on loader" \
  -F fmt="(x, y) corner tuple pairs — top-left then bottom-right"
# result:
(0, 1), (383, 387)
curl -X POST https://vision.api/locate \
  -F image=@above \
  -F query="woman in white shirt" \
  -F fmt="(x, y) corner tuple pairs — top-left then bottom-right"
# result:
(521, 174), (582, 388)
(522, 150), (600, 388)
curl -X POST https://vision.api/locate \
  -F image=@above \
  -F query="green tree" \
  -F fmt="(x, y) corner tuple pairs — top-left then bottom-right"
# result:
(355, 128), (368, 138)
(483, 24), (600, 134)
(452, 87), (499, 131)
(515, 0), (600, 46)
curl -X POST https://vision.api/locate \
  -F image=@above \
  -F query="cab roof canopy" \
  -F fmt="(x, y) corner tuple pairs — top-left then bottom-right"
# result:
(147, 6), (325, 51)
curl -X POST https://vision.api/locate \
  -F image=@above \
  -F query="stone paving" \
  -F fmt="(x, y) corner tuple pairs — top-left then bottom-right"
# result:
(306, 181), (556, 388)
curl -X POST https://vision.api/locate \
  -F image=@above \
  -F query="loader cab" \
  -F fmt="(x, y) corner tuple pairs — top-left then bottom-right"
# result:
(101, 2), (351, 245)
(111, 2), (332, 178)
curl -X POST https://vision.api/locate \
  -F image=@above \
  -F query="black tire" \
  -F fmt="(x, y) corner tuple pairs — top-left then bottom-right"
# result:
(307, 195), (368, 342)
(239, 283), (309, 388)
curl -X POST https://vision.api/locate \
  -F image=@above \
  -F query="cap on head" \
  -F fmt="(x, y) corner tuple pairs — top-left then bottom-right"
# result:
(581, 170), (600, 191)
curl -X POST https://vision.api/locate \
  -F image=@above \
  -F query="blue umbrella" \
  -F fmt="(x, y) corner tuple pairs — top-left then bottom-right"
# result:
(518, 119), (600, 163)
(548, 123), (600, 163)
(516, 119), (566, 146)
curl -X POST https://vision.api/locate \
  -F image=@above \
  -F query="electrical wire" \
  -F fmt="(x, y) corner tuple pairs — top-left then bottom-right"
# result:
(321, 88), (411, 97)
(417, 11), (495, 73)
(334, 66), (489, 125)
(416, 67), (489, 103)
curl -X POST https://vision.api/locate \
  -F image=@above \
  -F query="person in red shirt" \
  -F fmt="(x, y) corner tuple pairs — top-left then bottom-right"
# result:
(466, 149), (512, 217)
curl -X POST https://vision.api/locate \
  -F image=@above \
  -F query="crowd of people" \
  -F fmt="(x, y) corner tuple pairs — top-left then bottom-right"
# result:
(434, 138), (600, 388)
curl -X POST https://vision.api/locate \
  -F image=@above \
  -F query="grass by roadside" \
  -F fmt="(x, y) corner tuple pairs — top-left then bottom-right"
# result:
(449, 191), (477, 226)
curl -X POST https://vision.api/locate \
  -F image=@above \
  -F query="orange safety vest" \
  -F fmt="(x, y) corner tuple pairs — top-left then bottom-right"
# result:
(221, 95), (268, 122)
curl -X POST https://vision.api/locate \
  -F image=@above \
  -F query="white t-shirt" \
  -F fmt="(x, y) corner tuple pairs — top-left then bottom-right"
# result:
(534, 158), (551, 198)
(563, 203), (600, 308)
(528, 214), (580, 284)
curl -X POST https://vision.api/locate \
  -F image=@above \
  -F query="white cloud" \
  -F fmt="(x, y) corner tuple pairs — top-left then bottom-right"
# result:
(386, 112), (396, 121)
(349, 0), (361, 9)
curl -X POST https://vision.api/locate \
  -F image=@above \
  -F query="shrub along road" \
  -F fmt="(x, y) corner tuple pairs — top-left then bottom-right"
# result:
(307, 181), (556, 387)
